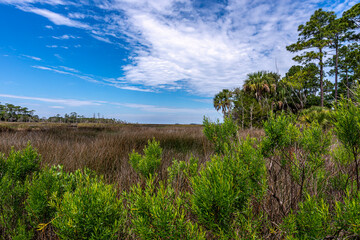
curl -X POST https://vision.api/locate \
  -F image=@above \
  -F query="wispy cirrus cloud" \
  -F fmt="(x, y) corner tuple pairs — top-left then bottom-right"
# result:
(91, 34), (112, 44)
(0, 0), (67, 5)
(32, 65), (154, 92)
(46, 45), (69, 49)
(19, 6), (90, 29)
(52, 34), (79, 40)
(0, 94), (103, 106)
(22, 54), (42, 61)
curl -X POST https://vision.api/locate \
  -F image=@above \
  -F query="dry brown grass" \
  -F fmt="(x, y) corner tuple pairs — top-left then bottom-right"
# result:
(0, 123), (216, 191)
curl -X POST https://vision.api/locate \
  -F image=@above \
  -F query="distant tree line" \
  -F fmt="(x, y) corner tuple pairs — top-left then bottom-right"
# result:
(47, 112), (123, 124)
(214, 4), (360, 128)
(0, 103), (38, 122)
(0, 102), (122, 124)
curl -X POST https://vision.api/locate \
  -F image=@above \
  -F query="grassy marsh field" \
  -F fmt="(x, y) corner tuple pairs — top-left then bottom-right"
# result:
(0, 122), (263, 190)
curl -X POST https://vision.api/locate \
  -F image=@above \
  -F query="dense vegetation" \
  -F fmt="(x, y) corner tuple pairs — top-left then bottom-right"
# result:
(214, 4), (360, 128)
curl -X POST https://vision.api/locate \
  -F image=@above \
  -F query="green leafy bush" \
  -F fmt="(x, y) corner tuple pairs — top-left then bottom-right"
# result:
(126, 176), (205, 239)
(129, 138), (162, 178)
(0, 144), (40, 239)
(4, 144), (41, 182)
(296, 121), (332, 195)
(191, 138), (266, 233)
(332, 97), (360, 190)
(203, 116), (238, 154)
(167, 155), (199, 190)
(331, 145), (354, 192)
(51, 170), (126, 240)
(262, 114), (331, 198)
(281, 195), (332, 239)
(335, 192), (360, 237)
(25, 165), (68, 232)
(261, 113), (299, 157)
(230, 200), (267, 240)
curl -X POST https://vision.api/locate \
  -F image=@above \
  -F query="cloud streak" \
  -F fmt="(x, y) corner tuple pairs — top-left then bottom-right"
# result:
(32, 65), (154, 92)
(22, 54), (42, 61)
(19, 6), (90, 29)
(0, 94), (103, 106)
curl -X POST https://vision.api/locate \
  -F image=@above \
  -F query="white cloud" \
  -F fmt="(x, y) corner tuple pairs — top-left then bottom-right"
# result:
(0, 0), (66, 5)
(46, 45), (68, 49)
(33, 65), (70, 75)
(20, 7), (90, 29)
(91, 34), (112, 44)
(58, 66), (79, 73)
(52, 34), (79, 39)
(45, 25), (53, 29)
(32, 65), (154, 92)
(114, 86), (154, 92)
(0, 94), (103, 107)
(22, 54), (42, 61)
(49, 106), (65, 109)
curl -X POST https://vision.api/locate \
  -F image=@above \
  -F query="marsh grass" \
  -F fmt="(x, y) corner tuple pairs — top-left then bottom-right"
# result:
(0, 123), (229, 190)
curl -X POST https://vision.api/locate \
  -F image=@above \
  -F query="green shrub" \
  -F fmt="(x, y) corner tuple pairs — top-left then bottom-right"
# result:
(296, 121), (332, 196)
(230, 200), (267, 240)
(0, 144), (41, 239)
(25, 165), (68, 232)
(0, 153), (5, 180)
(126, 176), (205, 239)
(281, 195), (332, 239)
(335, 191), (360, 237)
(129, 138), (162, 178)
(332, 97), (360, 190)
(4, 143), (41, 183)
(203, 116), (238, 154)
(331, 145), (354, 192)
(261, 113), (299, 158)
(262, 114), (331, 198)
(51, 170), (126, 240)
(167, 155), (199, 189)
(191, 138), (266, 233)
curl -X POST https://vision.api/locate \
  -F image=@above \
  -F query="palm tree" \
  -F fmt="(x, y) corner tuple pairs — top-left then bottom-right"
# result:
(213, 89), (233, 117)
(243, 71), (278, 106)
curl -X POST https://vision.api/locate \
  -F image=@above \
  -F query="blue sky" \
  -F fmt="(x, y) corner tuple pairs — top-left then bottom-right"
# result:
(0, 0), (357, 123)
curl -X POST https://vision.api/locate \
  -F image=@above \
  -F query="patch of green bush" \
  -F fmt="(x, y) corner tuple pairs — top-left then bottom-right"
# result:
(332, 97), (360, 191)
(167, 155), (199, 186)
(191, 137), (266, 233)
(0, 144), (41, 239)
(281, 195), (332, 239)
(129, 138), (162, 178)
(126, 176), (205, 239)
(25, 165), (68, 232)
(50, 170), (127, 240)
(203, 116), (238, 154)
(335, 191), (360, 237)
